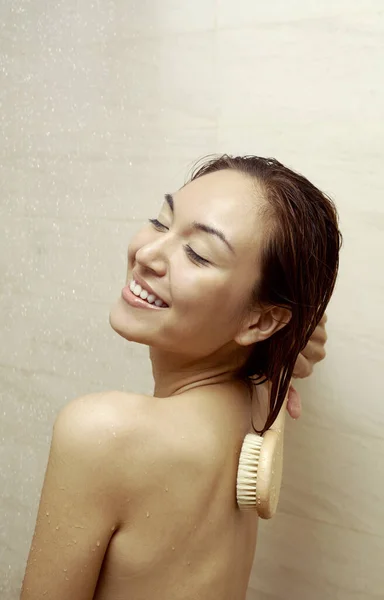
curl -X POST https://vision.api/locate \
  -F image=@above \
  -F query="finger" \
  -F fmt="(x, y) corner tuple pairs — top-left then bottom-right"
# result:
(287, 384), (302, 419)
(308, 322), (328, 345)
(301, 339), (326, 363)
(292, 353), (313, 379)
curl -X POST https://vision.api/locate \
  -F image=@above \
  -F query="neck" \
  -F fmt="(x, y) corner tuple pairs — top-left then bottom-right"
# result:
(149, 342), (252, 398)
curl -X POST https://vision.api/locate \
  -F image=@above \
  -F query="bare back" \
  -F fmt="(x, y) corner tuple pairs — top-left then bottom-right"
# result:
(93, 382), (261, 600)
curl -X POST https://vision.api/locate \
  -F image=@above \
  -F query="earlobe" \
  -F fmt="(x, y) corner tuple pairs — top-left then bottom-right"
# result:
(235, 306), (291, 347)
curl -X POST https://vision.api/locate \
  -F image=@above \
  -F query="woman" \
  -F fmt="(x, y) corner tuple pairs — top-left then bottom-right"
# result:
(20, 155), (340, 600)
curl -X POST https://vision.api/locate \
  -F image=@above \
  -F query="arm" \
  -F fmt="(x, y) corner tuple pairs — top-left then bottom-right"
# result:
(20, 393), (125, 600)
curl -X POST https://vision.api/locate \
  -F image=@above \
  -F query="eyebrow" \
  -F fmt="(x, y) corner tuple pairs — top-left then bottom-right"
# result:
(164, 193), (235, 254)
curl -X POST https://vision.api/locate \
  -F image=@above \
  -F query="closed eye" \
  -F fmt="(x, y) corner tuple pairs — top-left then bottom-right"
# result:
(183, 244), (210, 266)
(149, 218), (167, 230)
(148, 218), (210, 266)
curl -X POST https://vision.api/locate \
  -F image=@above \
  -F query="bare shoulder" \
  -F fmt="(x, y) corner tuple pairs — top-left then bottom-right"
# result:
(56, 385), (249, 490)
(61, 389), (221, 472)
(55, 389), (164, 496)
(58, 391), (207, 503)
(54, 390), (160, 454)
(57, 389), (152, 430)
(58, 389), (178, 458)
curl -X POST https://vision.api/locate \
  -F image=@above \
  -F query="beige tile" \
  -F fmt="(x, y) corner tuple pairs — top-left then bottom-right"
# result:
(0, 156), (195, 220)
(292, 328), (384, 441)
(218, 0), (382, 28)
(0, 291), (152, 391)
(0, 216), (153, 392)
(217, 24), (383, 133)
(0, 1), (216, 53)
(1, 216), (138, 301)
(2, 26), (217, 220)
(282, 414), (384, 537)
(247, 511), (384, 600)
(78, 0), (216, 36)
(2, 28), (216, 145)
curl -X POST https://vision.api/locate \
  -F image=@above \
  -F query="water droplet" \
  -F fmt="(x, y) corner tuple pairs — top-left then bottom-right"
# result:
(63, 568), (67, 572)
(172, 546), (175, 551)
(55, 525), (60, 530)
(146, 512), (150, 518)
(187, 561), (191, 566)
(111, 525), (116, 531)
(165, 486), (169, 492)
(96, 540), (100, 547)
(46, 512), (49, 516)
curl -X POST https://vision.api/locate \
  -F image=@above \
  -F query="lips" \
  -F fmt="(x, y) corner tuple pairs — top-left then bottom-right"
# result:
(132, 271), (168, 306)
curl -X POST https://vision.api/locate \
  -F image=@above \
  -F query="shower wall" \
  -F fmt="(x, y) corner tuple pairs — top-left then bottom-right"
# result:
(1, 2), (383, 599)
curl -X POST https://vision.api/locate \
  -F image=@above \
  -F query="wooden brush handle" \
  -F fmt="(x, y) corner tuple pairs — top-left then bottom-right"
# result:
(256, 394), (288, 519)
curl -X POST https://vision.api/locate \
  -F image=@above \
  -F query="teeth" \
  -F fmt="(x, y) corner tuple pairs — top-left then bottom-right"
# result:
(130, 280), (167, 307)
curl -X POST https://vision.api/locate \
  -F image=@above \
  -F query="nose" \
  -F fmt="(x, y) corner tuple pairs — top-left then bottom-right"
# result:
(134, 235), (169, 277)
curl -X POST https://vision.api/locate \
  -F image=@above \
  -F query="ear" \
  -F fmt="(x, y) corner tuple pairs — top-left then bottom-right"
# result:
(234, 305), (292, 347)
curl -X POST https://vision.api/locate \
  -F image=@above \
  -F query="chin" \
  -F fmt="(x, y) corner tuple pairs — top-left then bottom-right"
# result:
(108, 297), (154, 346)
(109, 314), (146, 345)
(109, 300), (133, 340)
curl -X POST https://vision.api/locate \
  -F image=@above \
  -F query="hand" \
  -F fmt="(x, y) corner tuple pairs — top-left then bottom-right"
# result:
(292, 313), (328, 379)
(286, 313), (328, 419)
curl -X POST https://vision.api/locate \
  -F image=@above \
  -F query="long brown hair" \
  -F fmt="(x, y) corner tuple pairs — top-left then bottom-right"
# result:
(188, 155), (342, 434)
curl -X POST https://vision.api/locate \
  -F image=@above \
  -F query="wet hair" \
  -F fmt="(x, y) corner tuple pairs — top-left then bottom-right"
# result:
(187, 154), (342, 435)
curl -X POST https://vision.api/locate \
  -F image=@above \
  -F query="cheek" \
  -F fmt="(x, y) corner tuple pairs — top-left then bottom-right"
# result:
(172, 268), (240, 318)
(212, 275), (254, 325)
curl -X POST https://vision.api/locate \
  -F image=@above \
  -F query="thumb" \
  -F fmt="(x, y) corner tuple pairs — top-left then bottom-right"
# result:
(287, 383), (302, 419)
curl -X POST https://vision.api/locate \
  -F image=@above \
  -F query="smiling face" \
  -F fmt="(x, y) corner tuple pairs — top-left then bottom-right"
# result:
(109, 169), (269, 360)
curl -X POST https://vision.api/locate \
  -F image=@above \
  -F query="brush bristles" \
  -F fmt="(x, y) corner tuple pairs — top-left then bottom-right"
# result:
(236, 433), (263, 509)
